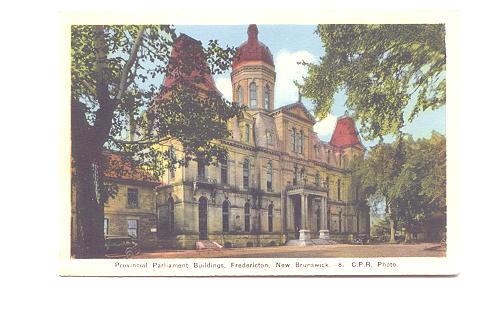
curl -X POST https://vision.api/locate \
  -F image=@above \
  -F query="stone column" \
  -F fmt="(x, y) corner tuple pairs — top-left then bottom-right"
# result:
(301, 194), (308, 229)
(319, 196), (330, 240)
(321, 197), (327, 229)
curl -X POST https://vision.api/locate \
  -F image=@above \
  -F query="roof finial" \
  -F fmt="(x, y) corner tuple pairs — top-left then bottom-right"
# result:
(298, 88), (302, 103)
(247, 24), (258, 41)
(344, 109), (349, 117)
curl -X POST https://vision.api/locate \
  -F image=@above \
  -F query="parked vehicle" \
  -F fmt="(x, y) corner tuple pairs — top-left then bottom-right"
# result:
(105, 236), (141, 258)
(353, 234), (369, 245)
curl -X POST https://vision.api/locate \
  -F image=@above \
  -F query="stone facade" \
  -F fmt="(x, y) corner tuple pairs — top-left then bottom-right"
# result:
(103, 180), (159, 250)
(102, 25), (370, 250)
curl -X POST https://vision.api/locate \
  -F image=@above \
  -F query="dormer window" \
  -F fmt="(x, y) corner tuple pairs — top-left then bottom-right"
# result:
(264, 84), (271, 110)
(237, 86), (243, 106)
(249, 82), (257, 108)
(266, 131), (273, 145)
(244, 123), (250, 143)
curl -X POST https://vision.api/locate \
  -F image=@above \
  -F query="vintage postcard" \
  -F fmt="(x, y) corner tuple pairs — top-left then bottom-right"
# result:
(60, 10), (458, 276)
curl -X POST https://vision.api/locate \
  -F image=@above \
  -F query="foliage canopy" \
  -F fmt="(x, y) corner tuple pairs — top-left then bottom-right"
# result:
(300, 24), (446, 140)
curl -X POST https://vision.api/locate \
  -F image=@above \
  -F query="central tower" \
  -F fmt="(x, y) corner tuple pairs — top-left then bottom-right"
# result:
(231, 24), (276, 112)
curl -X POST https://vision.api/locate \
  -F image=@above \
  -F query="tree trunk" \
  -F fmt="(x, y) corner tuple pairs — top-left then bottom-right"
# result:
(72, 99), (107, 258)
(387, 203), (396, 243)
(72, 155), (105, 258)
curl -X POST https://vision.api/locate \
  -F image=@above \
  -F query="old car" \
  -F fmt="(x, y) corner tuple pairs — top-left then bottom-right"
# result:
(105, 236), (141, 258)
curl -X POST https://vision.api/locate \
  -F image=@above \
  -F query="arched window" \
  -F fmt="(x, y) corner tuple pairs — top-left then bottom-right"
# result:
(315, 173), (320, 186)
(168, 197), (175, 233)
(243, 159), (250, 189)
(268, 203), (274, 232)
(293, 165), (298, 185)
(337, 179), (341, 201)
(244, 123), (250, 143)
(264, 84), (270, 110)
(300, 168), (305, 184)
(266, 161), (273, 192)
(237, 85), (243, 106)
(244, 202), (251, 232)
(221, 156), (228, 184)
(249, 82), (257, 108)
(222, 200), (230, 232)
(291, 128), (296, 152)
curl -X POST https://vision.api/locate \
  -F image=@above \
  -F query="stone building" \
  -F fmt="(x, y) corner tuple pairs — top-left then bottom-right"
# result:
(102, 153), (160, 250)
(102, 25), (370, 249)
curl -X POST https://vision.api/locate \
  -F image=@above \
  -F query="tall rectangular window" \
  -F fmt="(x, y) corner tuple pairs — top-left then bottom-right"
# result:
(249, 83), (257, 108)
(266, 162), (273, 192)
(337, 179), (341, 201)
(245, 124), (250, 143)
(127, 188), (139, 208)
(243, 159), (250, 189)
(197, 159), (205, 178)
(299, 131), (304, 154)
(291, 128), (296, 152)
(103, 218), (109, 236)
(221, 159), (228, 184)
(128, 219), (138, 238)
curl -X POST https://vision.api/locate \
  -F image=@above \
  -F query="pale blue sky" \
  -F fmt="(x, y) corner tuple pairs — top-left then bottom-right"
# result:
(174, 25), (446, 147)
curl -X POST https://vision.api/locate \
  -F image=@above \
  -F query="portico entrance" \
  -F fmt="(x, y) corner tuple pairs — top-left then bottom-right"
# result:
(286, 185), (328, 240)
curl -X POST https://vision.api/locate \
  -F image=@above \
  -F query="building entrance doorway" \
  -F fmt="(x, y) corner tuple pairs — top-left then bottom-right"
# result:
(292, 195), (301, 239)
(198, 197), (208, 240)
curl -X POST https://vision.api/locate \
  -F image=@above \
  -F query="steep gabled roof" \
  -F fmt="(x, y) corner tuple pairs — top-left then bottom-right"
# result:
(162, 34), (221, 95)
(271, 102), (316, 124)
(329, 115), (363, 149)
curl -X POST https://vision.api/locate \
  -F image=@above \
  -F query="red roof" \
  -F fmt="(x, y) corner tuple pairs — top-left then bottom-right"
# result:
(329, 115), (363, 149)
(162, 34), (220, 95)
(232, 24), (274, 69)
(103, 152), (160, 184)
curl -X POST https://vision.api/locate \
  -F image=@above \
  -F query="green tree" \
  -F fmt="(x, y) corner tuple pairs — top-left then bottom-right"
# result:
(300, 24), (445, 140)
(352, 133), (446, 242)
(71, 25), (242, 258)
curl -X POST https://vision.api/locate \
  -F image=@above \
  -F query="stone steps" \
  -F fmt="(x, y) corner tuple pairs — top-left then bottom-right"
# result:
(286, 239), (338, 246)
(196, 241), (223, 250)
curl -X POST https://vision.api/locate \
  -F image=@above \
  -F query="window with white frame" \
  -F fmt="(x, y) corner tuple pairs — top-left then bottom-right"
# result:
(128, 219), (138, 238)
(103, 218), (109, 236)
(127, 188), (138, 208)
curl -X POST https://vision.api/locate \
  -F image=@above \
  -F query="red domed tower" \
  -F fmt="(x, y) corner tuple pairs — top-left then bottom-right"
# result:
(231, 24), (276, 111)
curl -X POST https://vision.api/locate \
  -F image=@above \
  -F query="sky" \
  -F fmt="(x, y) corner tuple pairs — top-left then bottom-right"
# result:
(174, 25), (446, 147)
